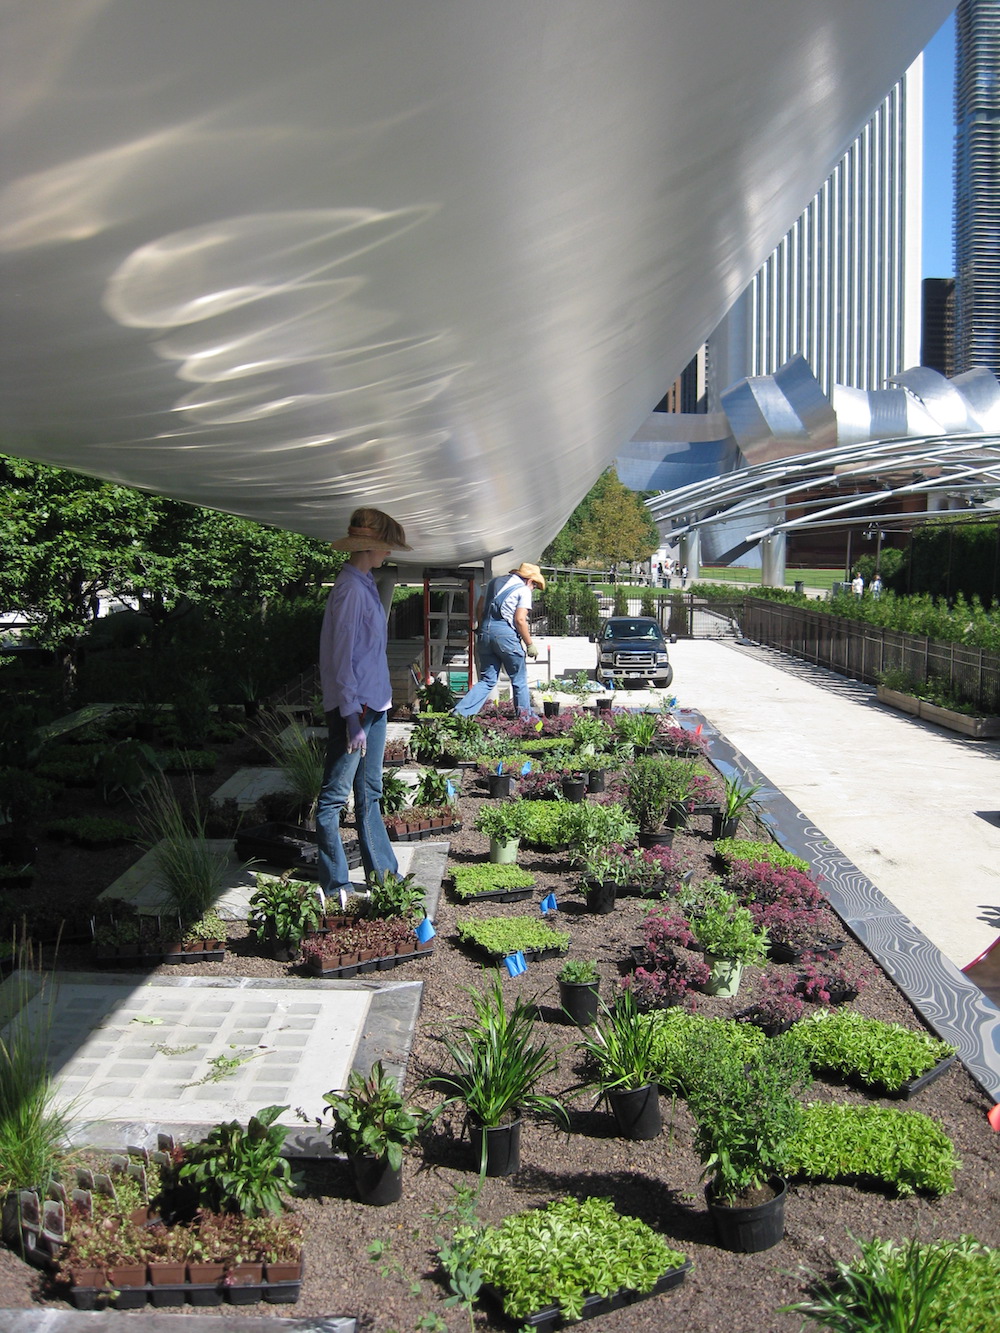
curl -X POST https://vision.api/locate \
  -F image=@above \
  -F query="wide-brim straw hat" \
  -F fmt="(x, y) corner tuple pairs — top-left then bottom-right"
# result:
(512, 561), (545, 590)
(330, 523), (412, 553)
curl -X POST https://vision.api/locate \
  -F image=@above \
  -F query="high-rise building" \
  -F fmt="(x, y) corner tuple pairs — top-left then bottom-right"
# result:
(703, 60), (924, 407)
(954, 0), (1000, 376)
(922, 276), (956, 374)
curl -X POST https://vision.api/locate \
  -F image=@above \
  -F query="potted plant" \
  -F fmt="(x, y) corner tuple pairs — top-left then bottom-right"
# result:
(734, 973), (805, 1036)
(620, 953), (710, 1012)
(473, 798), (530, 864)
(574, 844), (630, 914)
(181, 909), (228, 957)
(455, 915), (570, 962)
(691, 891), (768, 997)
(425, 976), (568, 1175)
(556, 959), (601, 1025)
(366, 869), (427, 922)
(796, 958), (868, 1006)
(247, 872), (322, 960)
(178, 1105), (293, 1218)
(621, 756), (694, 845)
(576, 992), (663, 1140)
(712, 774), (764, 840)
(685, 1028), (812, 1252)
(322, 1060), (425, 1205)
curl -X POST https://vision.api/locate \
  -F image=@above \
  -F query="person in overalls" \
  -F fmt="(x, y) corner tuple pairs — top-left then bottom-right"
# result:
(453, 562), (545, 717)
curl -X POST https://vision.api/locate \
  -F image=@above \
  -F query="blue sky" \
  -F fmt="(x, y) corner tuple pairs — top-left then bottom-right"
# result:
(923, 13), (955, 277)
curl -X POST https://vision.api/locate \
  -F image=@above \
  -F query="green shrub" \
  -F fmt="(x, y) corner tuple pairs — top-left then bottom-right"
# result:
(44, 816), (136, 847)
(715, 838), (810, 873)
(779, 1010), (956, 1093)
(784, 1235), (1000, 1333)
(644, 1010), (766, 1095)
(157, 748), (219, 775)
(782, 1103), (960, 1196)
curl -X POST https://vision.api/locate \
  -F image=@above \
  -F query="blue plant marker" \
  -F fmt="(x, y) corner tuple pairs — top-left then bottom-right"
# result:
(521, 761), (532, 776)
(445, 778), (456, 802)
(539, 892), (558, 914)
(503, 951), (528, 977)
(496, 762), (503, 775)
(415, 917), (436, 944)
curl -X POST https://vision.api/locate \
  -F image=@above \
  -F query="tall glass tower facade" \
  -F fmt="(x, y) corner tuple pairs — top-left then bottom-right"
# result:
(954, 0), (1000, 375)
(704, 61), (924, 406)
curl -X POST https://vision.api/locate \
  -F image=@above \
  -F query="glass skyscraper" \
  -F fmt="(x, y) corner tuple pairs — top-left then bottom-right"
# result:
(954, 0), (1000, 375)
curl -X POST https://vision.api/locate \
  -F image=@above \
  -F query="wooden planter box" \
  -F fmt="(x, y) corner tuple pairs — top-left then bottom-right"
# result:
(876, 686), (1000, 737)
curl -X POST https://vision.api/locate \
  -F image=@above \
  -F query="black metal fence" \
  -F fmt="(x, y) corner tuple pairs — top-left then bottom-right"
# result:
(739, 597), (1000, 713)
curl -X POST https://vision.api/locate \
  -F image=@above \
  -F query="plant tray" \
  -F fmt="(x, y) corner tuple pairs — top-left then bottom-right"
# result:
(68, 1275), (302, 1310)
(898, 1054), (956, 1099)
(448, 886), (534, 904)
(464, 941), (568, 964)
(768, 938), (845, 965)
(481, 1262), (691, 1331)
(308, 942), (434, 978)
(387, 820), (461, 843)
(235, 822), (360, 873)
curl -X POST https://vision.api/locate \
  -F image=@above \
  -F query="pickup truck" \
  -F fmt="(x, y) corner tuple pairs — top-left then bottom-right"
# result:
(592, 616), (673, 689)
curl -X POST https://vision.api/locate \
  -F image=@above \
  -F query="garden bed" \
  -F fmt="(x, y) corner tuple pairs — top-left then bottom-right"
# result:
(1, 716), (999, 1331)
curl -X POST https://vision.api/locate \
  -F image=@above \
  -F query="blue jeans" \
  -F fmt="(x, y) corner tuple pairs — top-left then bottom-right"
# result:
(316, 708), (397, 897)
(453, 619), (532, 715)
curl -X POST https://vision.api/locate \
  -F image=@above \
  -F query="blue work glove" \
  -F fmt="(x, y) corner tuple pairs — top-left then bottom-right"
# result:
(345, 713), (366, 753)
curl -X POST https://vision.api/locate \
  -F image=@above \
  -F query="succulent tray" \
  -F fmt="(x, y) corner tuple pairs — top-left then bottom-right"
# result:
(481, 1262), (691, 1330)
(67, 1270), (302, 1311)
(447, 885), (534, 904)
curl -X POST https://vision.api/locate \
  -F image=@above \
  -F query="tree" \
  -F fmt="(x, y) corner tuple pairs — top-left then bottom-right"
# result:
(542, 468), (659, 567)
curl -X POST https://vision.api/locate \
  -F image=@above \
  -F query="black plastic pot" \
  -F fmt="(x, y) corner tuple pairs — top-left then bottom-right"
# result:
(543, 700), (561, 718)
(472, 1118), (522, 1176)
(666, 801), (690, 830)
(558, 979), (600, 1025)
(562, 774), (587, 803)
(711, 813), (739, 840)
(487, 772), (514, 799)
(608, 1083), (661, 1140)
(706, 1177), (787, 1253)
(586, 769), (606, 793)
(596, 697), (613, 712)
(350, 1153), (403, 1205)
(585, 880), (617, 915)
(637, 828), (674, 850)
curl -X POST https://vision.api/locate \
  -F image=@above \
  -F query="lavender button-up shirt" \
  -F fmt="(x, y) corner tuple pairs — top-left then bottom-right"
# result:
(319, 564), (392, 717)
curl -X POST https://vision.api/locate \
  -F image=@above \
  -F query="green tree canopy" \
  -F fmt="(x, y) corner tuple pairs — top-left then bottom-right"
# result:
(543, 468), (659, 567)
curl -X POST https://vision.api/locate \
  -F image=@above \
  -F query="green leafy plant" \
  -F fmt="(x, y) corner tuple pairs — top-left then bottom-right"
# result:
(778, 1010), (956, 1094)
(685, 1026), (812, 1204)
(93, 737), (160, 803)
(137, 776), (232, 921)
(0, 936), (76, 1199)
(560, 800), (636, 858)
(178, 1104), (293, 1215)
(367, 869), (427, 921)
(643, 1009), (766, 1095)
(691, 890), (769, 965)
(455, 916), (570, 958)
(43, 815), (136, 847)
(472, 798), (530, 842)
(417, 678), (458, 712)
(782, 1235), (999, 1333)
(379, 768), (411, 814)
(720, 773), (764, 820)
(715, 838), (810, 873)
(782, 1103), (960, 1196)
(621, 755), (696, 832)
(413, 767), (459, 808)
(322, 1060), (425, 1170)
(257, 712), (324, 822)
(182, 909), (228, 944)
(425, 976), (568, 1133)
(248, 872), (322, 949)
(449, 864), (536, 898)
(460, 1196), (688, 1323)
(576, 990), (663, 1093)
(558, 958), (599, 984)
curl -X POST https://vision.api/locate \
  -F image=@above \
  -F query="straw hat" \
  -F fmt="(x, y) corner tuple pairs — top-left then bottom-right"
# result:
(512, 561), (545, 590)
(330, 511), (411, 552)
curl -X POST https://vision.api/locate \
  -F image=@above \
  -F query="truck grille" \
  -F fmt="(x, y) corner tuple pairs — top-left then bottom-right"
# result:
(612, 651), (657, 667)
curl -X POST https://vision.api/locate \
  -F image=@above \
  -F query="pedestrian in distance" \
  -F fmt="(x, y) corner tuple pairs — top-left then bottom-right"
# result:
(453, 562), (545, 719)
(316, 507), (411, 905)
(852, 572), (865, 597)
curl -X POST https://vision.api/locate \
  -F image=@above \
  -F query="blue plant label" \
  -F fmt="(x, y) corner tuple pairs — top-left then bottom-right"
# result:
(539, 892), (558, 914)
(521, 761), (532, 775)
(446, 779), (456, 801)
(415, 917), (436, 944)
(496, 762), (503, 775)
(503, 951), (528, 977)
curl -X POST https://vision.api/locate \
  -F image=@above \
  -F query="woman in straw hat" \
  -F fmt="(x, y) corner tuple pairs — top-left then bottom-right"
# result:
(317, 508), (411, 903)
(452, 562), (544, 718)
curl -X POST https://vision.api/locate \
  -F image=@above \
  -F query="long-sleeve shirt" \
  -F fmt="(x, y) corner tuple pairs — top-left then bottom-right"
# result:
(319, 564), (392, 717)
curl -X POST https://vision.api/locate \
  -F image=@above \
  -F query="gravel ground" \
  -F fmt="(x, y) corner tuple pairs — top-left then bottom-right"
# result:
(2, 723), (999, 1331)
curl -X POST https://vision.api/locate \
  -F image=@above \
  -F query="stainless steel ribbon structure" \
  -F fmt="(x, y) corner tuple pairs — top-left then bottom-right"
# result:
(0, 0), (954, 563)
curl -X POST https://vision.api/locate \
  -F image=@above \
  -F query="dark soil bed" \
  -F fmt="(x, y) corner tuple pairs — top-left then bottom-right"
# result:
(2, 724), (999, 1330)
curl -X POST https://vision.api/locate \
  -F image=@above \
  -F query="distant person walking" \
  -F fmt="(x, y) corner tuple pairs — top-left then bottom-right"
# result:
(851, 573), (865, 597)
(317, 507), (411, 904)
(870, 573), (883, 598)
(453, 562), (545, 718)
